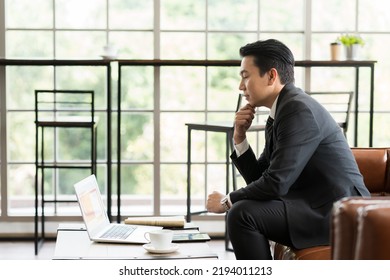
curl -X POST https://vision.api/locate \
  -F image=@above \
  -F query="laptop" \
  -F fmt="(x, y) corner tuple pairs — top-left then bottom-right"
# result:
(74, 174), (162, 244)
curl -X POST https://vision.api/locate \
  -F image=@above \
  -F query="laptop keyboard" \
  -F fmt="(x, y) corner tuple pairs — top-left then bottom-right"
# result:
(100, 225), (136, 240)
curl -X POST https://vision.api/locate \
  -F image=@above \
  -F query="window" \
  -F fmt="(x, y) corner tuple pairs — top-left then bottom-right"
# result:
(1, 0), (388, 223)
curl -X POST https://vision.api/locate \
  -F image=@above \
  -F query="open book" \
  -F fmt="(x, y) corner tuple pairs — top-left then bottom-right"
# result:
(124, 215), (186, 228)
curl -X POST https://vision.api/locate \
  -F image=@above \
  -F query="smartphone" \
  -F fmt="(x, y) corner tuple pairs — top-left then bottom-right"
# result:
(172, 232), (211, 243)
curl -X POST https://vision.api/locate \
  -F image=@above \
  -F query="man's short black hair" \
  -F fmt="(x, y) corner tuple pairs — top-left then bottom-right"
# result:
(239, 39), (295, 85)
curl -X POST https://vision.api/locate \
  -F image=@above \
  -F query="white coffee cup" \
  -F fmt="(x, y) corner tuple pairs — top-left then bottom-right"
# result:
(144, 229), (173, 250)
(102, 44), (118, 58)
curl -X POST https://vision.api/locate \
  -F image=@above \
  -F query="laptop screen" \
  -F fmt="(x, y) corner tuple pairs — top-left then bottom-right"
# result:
(74, 175), (109, 236)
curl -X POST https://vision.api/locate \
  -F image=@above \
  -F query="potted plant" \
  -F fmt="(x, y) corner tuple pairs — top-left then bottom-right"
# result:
(337, 34), (365, 60)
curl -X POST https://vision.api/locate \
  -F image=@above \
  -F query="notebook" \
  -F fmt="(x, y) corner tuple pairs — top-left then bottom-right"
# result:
(74, 174), (162, 244)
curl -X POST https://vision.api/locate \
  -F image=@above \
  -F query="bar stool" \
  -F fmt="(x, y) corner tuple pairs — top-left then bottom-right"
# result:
(34, 89), (97, 255)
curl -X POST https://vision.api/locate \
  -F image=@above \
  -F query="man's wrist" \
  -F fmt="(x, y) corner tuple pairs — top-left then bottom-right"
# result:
(234, 138), (249, 157)
(220, 195), (232, 211)
(233, 134), (246, 145)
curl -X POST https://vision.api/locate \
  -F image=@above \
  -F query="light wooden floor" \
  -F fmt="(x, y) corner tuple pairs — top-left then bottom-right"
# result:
(0, 239), (236, 260)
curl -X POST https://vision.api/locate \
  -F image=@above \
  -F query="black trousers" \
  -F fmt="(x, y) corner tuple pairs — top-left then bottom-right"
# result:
(227, 199), (293, 260)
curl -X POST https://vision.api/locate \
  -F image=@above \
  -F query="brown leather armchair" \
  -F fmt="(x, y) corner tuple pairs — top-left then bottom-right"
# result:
(331, 197), (390, 259)
(274, 147), (390, 260)
(354, 203), (390, 259)
(352, 148), (390, 196)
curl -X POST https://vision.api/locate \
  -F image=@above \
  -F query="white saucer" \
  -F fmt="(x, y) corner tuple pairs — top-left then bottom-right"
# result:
(143, 243), (179, 254)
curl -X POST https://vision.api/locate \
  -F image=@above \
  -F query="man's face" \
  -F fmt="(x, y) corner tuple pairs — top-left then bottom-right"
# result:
(239, 55), (274, 108)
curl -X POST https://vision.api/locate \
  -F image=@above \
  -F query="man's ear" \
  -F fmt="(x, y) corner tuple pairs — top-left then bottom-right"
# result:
(268, 68), (278, 84)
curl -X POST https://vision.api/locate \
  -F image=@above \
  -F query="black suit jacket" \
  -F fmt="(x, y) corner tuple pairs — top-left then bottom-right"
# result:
(230, 83), (370, 248)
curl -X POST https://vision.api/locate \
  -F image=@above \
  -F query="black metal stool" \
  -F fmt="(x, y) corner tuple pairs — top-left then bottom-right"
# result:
(34, 89), (97, 255)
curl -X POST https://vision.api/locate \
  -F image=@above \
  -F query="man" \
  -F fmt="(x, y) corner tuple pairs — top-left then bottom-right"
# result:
(206, 39), (370, 260)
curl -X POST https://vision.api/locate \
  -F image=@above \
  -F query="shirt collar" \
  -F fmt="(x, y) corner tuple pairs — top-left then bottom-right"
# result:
(269, 95), (279, 119)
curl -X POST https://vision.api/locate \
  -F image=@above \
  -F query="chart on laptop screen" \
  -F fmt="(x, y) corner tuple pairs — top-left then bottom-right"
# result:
(79, 188), (106, 228)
